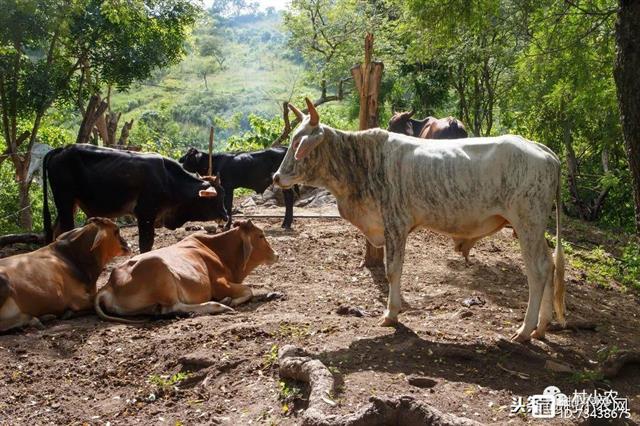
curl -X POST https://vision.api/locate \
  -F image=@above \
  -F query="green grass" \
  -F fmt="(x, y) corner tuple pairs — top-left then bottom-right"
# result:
(277, 379), (303, 414)
(263, 344), (279, 370)
(148, 372), (190, 390)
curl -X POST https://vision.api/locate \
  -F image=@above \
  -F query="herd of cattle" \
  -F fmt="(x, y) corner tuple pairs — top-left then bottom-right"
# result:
(0, 98), (566, 345)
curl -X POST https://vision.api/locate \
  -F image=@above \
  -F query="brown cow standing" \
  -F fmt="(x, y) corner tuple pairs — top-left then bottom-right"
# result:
(387, 111), (468, 140)
(94, 220), (278, 323)
(0, 218), (130, 332)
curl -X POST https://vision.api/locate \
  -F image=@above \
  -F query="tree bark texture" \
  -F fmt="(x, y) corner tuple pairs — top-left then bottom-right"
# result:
(614, 0), (640, 233)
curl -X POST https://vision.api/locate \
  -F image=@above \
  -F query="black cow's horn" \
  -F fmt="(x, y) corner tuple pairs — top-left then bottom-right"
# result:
(288, 103), (304, 121)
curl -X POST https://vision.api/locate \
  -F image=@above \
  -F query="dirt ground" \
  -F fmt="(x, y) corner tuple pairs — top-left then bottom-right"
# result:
(1, 201), (639, 425)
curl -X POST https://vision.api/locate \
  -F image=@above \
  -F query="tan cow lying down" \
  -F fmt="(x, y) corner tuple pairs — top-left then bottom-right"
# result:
(0, 218), (130, 332)
(95, 220), (278, 323)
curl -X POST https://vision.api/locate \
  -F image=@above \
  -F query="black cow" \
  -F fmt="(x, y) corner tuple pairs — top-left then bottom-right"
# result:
(43, 144), (228, 253)
(179, 147), (295, 229)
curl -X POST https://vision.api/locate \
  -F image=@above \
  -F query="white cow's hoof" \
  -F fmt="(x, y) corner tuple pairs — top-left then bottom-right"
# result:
(531, 327), (547, 340)
(511, 330), (532, 343)
(379, 316), (399, 327)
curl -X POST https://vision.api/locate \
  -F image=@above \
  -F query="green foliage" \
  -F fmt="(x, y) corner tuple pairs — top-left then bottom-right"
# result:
(262, 344), (279, 369)
(0, 115), (73, 234)
(570, 369), (606, 384)
(148, 372), (190, 389)
(226, 114), (283, 151)
(570, 247), (619, 289)
(0, 163), (21, 234)
(277, 379), (303, 414)
(110, 10), (311, 151)
(567, 241), (640, 292)
(75, 0), (200, 89)
(284, 0), (371, 82)
(0, 0), (201, 230)
(131, 106), (214, 158)
(620, 243), (640, 290)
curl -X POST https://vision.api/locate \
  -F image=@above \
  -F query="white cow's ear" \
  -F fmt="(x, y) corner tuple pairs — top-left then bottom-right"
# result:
(294, 131), (324, 161)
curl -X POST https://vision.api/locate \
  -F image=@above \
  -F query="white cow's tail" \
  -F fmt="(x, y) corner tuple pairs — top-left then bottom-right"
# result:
(94, 291), (146, 324)
(553, 172), (566, 326)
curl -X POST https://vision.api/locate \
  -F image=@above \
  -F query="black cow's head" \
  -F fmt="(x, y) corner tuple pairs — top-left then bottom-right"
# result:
(164, 175), (228, 230)
(178, 147), (203, 174)
(387, 111), (415, 136)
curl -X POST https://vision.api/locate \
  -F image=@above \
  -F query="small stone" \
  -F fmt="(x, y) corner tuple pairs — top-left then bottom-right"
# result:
(462, 296), (485, 307)
(336, 305), (368, 317)
(544, 360), (573, 373)
(407, 375), (438, 388)
(459, 310), (473, 319)
(265, 291), (286, 301)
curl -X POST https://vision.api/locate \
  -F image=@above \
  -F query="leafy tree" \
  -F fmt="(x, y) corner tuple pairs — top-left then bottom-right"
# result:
(0, 0), (199, 230)
(400, 0), (530, 135)
(195, 58), (220, 90)
(209, 0), (258, 18)
(283, 0), (380, 85)
(614, 0), (640, 234)
(504, 0), (623, 223)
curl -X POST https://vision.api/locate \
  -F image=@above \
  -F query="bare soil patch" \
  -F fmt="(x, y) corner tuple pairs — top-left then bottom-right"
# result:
(1, 204), (639, 425)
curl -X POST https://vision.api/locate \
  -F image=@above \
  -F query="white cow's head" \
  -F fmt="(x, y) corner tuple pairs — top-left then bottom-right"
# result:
(273, 98), (326, 189)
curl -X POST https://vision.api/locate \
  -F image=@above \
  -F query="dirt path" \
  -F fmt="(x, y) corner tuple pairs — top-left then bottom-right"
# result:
(1, 209), (639, 425)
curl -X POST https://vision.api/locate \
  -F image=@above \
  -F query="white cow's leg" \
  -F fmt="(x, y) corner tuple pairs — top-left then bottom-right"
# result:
(531, 271), (554, 340)
(161, 301), (234, 316)
(512, 224), (551, 343)
(380, 231), (407, 327)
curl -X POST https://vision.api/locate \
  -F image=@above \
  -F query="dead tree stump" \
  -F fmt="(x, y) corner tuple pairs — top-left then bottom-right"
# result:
(278, 345), (483, 426)
(351, 33), (385, 268)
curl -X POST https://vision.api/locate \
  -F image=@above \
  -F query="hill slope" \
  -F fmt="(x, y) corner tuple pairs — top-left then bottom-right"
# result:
(110, 12), (311, 146)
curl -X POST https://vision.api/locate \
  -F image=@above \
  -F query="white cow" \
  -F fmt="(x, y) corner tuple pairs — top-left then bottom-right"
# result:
(274, 98), (566, 342)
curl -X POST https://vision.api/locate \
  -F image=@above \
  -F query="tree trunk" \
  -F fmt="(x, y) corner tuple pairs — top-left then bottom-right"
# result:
(614, 0), (640, 233)
(94, 113), (109, 145)
(106, 111), (121, 146)
(562, 121), (586, 218)
(118, 119), (134, 146)
(351, 33), (385, 268)
(77, 94), (109, 145)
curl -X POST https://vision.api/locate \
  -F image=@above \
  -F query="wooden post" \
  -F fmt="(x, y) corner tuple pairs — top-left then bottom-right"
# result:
(351, 33), (385, 268)
(208, 126), (214, 176)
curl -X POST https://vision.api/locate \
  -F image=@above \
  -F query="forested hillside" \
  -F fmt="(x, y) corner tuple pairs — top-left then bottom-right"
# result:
(109, 8), (314, 150)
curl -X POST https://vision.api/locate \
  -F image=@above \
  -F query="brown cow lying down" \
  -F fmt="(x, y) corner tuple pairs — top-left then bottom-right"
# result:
(94, 220), (278, 323)
(0, 218), (130, 332)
